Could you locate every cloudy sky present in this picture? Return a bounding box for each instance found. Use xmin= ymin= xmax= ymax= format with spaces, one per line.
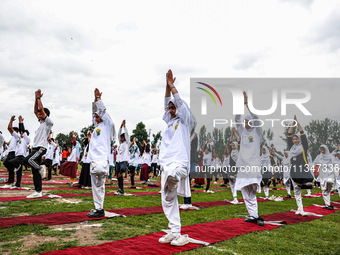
xmin=1 ymin=0 xmax=340 ymax=151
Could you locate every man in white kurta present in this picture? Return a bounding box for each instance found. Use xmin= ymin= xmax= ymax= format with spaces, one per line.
xmin=235 ymin=92 xmax=264 ymax=226
xmin=87 ymin=88 xmax=115 ymax=218
xmin=158 ymin=69 xmax=193 ymax=246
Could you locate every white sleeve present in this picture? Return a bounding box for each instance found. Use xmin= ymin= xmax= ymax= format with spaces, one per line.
xmin=276 ymin=153 xmax=284 ymax=161
xmin=162 ymin=97 xmax=172 ymax=124
xmin=235 ymin=115 xmax=243 ymax=135
xmin=45 ymin=116 xmax=54 ymax=128
xmin=172 ymin=93 xmax=190 ymax=126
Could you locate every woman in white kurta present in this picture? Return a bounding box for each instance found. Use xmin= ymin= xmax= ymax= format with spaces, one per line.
xmin=260 ymin=147 xmax=272 ymax=199
xmin=235 ymin=91 xmax=264 ymax=226
xmin=313 ymin=145 xmax=336 ymax=210
xmin=275 ymin=150 xmax=292 ymax=198
xmin=158 ymin=70 xmax=194 ymax=247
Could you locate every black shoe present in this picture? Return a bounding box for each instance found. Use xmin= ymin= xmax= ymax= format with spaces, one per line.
xmin=129 ymin=186 xmax=136 ymax=189
xmin=244 ymin=216 xmax=257 ymax=223
xmin=115 ymin=189 xmax=124 ymax=195
xmin=273 ymin=187 xmax=277 ymax=190
xmin=323 ymin=205 xmax=334 ymax=210
xmin=285 ymin=194 xmax=292 ymax=198
xmin=87 ymin=209 xmax=105 ymax=218
xmin=220 ymin=184 xmax=227 ymax=187
xmin=256 ymin=217 xmax=265 ymax=226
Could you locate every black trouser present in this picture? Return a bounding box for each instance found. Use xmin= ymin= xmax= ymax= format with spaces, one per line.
xmin=8 ymin=155 xmax=25 ymax=187
xmin=184 ymin=197 xmax=192 ymax=204
xmin=128 ymin=165 xmax=136 ymax=186
xmin=116 ymin=162 xmax=127 ymax=192
xmin=206 ymin=178 xmax=212 ymax=191
xmin=42 ymin=159 xmax=53 ymax=180
xmin=3 ymin=151 xmax=15 ymax=183
xmin=151 ymin=163 xmax=158 ymax=177
xmin=24 ymin=147 xmax=46 ymax=192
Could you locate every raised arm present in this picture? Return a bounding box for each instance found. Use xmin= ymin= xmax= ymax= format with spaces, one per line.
xmin=35 ymin=90 xmax=47 ymax=119
xmin=8 ymin=115 xmax=15 ymax=134
xmin=233 ymin=127 xmax=240 ymax=142
xmin=18 ymin=116 xmax=25 ymax=134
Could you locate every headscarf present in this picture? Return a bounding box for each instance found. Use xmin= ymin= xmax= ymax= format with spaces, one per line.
xmin=261 ymin=146 xmax=270 ymax=165
xmin=282 ymin=150 xmax=290 ymax=165
xmin=230 ymin=141 xmax=239 ymax=162
xmin=289 ymin=133 xmax=303 ymax=158
xmin=315 ymin=144 xmax=333 ymax=164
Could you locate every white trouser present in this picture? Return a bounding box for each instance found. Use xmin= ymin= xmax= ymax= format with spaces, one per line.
xmin=161 ymin=164 xmax=188 ymax=236
xmin=263 ymin=185 xmax=269 ymax=198
xmin=229 ymin=179 xmax=237 ymax=198
xmin=292 ymin=180 xmax=303 ymax=212
xmin=322 ymin=181 xmax=333 ymax=207
xmin=336 ymin=178 xmax=340 ymax=195
xmin=90 ymin=160 xmax=108 ymax=210
xmin=285 ymin=182 xmax=291 ymax=196
xmin=241 ymin=184 xmax=259 ymax=218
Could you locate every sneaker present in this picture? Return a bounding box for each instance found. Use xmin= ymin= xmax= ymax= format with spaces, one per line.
xmin=213 ymin=181 xmax=217 ymax=184
xmin=84 ymin=186 xmax=91 ymax=190
xmin=295 ymin=210 xmax=307 ymax=216
xmin=256 ymin=217 xmax=265 ymax=226
xmin=39 ymin=165 xmax=46 ymax=178
xmin=285 ymin=194 xmax=292 ymax=199
xmin=170 ymin=234 xmax=190 ymax=246
xmin=206 ymin=190 xmax=215 ymax=194
xmin=26 ymin=191 xmax=42 ymax=198
xmin=180 ymin=204 xmax=192 ymax=210
xmin=10 ymin=186 xmax=20 ymax=189
xmin=159 ymin=233 xmax=176 ymax=244
xmin=273 ymin=187 xmax=277 ymax=190
xmin=230 ymin=198 xmax=239 ymax=204
xmin=1 ymin=184 xmax=13 ymax=189
xmin=220 ymin=184 xmax=227 ymax=187
xmin=274 ymin=196 xmax=284 ymax=202
xmin=87 ymin=209 xmax=105 ymax=218
xmin=14 ymin=165 xmax=21 ymax=173
xmin=323 ymin=205 xmax=334 ymax=210
xmin=244 ymin=216 xmax=257 ymax=223
xmin=268 ymin=195 xmax=276 ymax=201
xmin=114 ymin=189 xmax=124 ymax=195
xmin=129 ymin=186 xmax=136 ymax=189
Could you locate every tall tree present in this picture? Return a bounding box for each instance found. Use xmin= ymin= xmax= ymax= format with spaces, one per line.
xmin=151 ymin=131 xmax=162 ymax=150
xmin=198 ymin=125 xmax=207 ymax=150
xmin=305 ymin=118 xmax=340 ymax=158
xmin=131 ymin=122 xmax=149 ymax=149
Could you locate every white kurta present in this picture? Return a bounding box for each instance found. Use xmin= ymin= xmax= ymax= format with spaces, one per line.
xmin=235 ymin=112 xmax=263 ymax=191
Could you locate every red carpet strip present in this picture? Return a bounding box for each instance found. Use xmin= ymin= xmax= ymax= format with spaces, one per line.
xmin=41 ymin=202 xmax=339 ymax=255
xmin=0 ymin=193 xmax=333 ymax=228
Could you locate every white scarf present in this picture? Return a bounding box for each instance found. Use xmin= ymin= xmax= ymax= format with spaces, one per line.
xmin=289 ymin=133 xmax=303 ymax=158
xmin=261 ymin=146 xmax=270 ymax=165
xmin=282 ymin=150 xmax=290 ymax=165
xmin=315 ymin=144 xmax=333 ymax=164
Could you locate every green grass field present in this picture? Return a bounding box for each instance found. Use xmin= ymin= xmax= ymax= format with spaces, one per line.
xmin=0 ymin=166 xmax=339 ymax=255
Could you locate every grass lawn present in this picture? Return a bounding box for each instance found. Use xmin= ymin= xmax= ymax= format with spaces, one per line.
xmin=0 ymin=166 xmax=339 ymax=255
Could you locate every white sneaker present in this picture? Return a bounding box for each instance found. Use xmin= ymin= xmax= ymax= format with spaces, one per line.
xmin=10 ymin=186 xmax=20 ymax=189
xmin=84 ymin=186 xmax=91 ymax=190
xmin=213 ymin=181 xmax=217 ymax=184
xmin=180 ymin=204 xmax=192 ymax=210
xmin=295 ymin=210 xmax=307 ymax=216
xmin=159 ymin=233 xmax=176 ymax=243
xmin=14 ymin=165 xmax=21 ymax=173
xmin=268 ymin=195 xmax=276 ymax=201
xmin=274 ymin=196 xmax=284 ymax=202
xmin=206 ymin=190 xmax=215 ymax=194
xmin=230 ymin=198 xmax=239 ymax=204
xmin=1 ymin=184 xmax=12 ymax=189
xmin=26 ymin=191 xmax=43 ymax=199
xmin=170 ymin=234 xmax=190 ymax=246
xmin=39 ymin=165 xmax=46 ymax=178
